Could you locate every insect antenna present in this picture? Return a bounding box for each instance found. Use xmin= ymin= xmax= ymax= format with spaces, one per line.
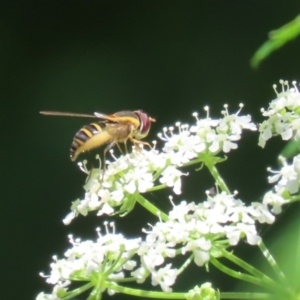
xmin=40 ymin=111 xmax=96 ymax=118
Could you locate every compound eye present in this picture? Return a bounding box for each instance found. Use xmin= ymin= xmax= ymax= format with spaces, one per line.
xmin=138 ymin=111 xmax=151 ymax=135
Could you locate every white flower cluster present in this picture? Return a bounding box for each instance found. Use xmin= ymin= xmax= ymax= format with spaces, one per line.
xmin=64 ymin=105 xmax=256 ymax=224
xmin=38 ymin=189 xmax=276 ymax=299
xmin=37 ymin=223 xmax=141 ymax=300
xmin=263 ymin=154 xmax=300 ymax=214
xmin=259 ymin=80 xmax=300 ymax=147
xmin=63 ymin=147 xmax=185 ymax=224
xmin=258 ymin=80 xmax=300 ymax=214
xmin=139 ymin=192 xmax=273 ymax=274
xmin=160 ymin=104 xmax=256 ymax=165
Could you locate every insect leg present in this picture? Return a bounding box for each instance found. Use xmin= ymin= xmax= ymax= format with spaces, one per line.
xmin=129 ymin=137 xmax=152 ymax=149
xmin=124 ymin=140 xmax=128 ymax=153
xmin=115 ymin=142 xmax=123 ymax=154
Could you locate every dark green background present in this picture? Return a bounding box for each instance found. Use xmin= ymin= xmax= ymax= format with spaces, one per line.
xmin=2 ymin=1 xmax=300 ymax=299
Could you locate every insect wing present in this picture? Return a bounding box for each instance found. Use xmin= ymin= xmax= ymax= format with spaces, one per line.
xmin=94 ymin=111 xmax=140 ymax=127
xmin=94 ymin=112 xmax=110 ymax=119
xmin=105 ymin=122 xmax=131 ymax=140
xmin=94 ymin=112 xmax=119 ymax=122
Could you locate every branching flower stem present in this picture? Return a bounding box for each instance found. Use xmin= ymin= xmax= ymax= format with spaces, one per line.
xmin=182 ymin=155 xmax=231 ymax=194
xmin=105 ymin=282 xmax=186 ymax=299
xmin=220 ymin=248 xmax=272 ymax=279
xmin=147 ymin=184 xmax=167 ymax=192
xmin=65 ymin=282 xmax=95 ymax=300
xmin=177 ymin=254 xmax=194 ymax=275
xmin=205 ymin=163 xmax=231 ymax=194
xmin=135 ymin=193 xmax=169 ymax=221
xmin=211 ymin=256 xmax=291 ymax=297
xmin=258 ymin=240 xmax=291 ymax=289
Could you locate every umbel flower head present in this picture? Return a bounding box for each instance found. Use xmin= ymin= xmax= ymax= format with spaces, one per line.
xmin=140 ymin=191 xmax=273 ymax=273
xmin=64 ymin=104 xmax=257 ymax=224
xmin=37 ymin=223 xmax=142 ymax=299
xmin=38 ymin=188 xmax=274 ymax=299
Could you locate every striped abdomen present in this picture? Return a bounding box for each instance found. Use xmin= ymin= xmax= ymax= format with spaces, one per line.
xmin=70 ymin=122 xmax=111 ymax=161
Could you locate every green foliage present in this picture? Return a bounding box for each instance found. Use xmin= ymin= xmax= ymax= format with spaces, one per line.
xmin=251 ymin=15 xmax=300 ymax=68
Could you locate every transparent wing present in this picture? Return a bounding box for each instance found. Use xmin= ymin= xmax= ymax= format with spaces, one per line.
xmin=94 ymin=112 xmax=120 ymax=122
xmin=105 ymin=123 xmax=130 ymax=139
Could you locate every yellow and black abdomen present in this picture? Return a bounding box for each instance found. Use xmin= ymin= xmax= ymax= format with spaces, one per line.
xmin=70 ymin=122 xmax=112 ymax=161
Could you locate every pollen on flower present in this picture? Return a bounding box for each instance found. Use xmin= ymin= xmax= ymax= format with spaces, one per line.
xmin=221 ymin=103 xmax=244 ymax=118
xmin=109 ymin=149 xmax=118 ymax=161
xmin=293 ymin=81 xmax=299 ymax=92
xmin=77 ymin=160 xmax=89 ymax=174
xmin=168 ymin=195 xmax=175 ymax=206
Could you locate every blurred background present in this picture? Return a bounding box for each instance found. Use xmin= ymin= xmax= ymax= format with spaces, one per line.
xmin=2 ymin=1 xmax=300 ymax=299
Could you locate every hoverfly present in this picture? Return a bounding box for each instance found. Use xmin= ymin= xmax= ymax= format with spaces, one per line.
xmin=40 ymin=110 xmax=156 ymax=162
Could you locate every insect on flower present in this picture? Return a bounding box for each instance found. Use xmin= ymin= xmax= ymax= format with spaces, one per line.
xmin=40 ymin=110 xmax=156 ymax=162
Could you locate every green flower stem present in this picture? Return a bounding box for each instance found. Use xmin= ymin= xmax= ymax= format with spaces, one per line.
xmin=219 ymin=292 xmax=272 ymax=299
xmin=115 ymin=276 xmax=142 ymax=283
xmin=221 ymin=249 xmax=273 ymax=281
xmin=177 ymin=254 xmax=194 ymax=275
xmin=104 ymin=245 xmax=125 ymax=275
xmin=258 ymin=240 xmax=291 ymax=289
xmin=296 ymin=219 xmax=300 ymax=289
xmin=105 ymin=282 xmax=185 ymax=299
xmin=135 ymin=193 xmax=169 ymax=221
xmin=113 ymin=250 xmax=137 ymax=274
xmin=105 ymin=283 xmax=273 ymax=299
xmin=87 ymin=286 xmax=102 ymax=300
xmin=90 ymin=271 xmax=106 ymax=300
xmin=153 ymin=164 xmax=170 ymax=181
xmin=147 ymin=184 xmax=167 ymax=192
xmin=64 ymin=282 xmax=94 ymax=300
xmin=182 ymin=157 xmax=204 ymax=167
xmin=181 ymin=154 xmax=231 ymax=193
xmin=289 ymin=195 xmax=300 ymax=203
xmin=205 ymin=163 xmax=231 ymax=194
xmin=211 ymin=257 xmax=289 ymax=297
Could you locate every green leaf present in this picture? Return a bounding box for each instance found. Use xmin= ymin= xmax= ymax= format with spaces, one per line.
xmin=251 ymin=15 xmax=300 ymax=68
xmin=280 ymin=139 xmax=300 ymax=160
